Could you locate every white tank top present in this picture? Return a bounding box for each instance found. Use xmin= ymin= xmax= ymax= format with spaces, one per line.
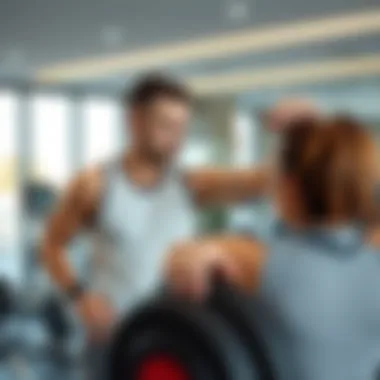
xmin=89 ymin=159 xmax=196 ymax=315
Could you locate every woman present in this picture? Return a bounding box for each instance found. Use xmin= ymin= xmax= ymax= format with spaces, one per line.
xmin=166 ymin=117 xmax=380 ymax=380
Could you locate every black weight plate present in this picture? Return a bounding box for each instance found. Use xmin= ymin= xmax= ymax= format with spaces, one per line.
xmin=109 ymin=298 xmax=255 ymax=380
xmin=110 ymin=327 xmax=213 ymax=380
xmin=209 ymin=283 xmax=276 ymax=380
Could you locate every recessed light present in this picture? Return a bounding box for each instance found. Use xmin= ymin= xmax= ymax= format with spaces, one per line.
xmin=101 ymin=26 xmax=124 ymax=48
xmin=2 ymin=48 xmax=25 ymax=67
xmin=0 ymin=48 xmax=27 ymax=73
xmin=226 ymin=1 xmax=250 ymax=23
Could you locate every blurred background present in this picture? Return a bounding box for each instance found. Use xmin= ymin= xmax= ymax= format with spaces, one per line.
xmin=0 ymin=0 xmax=380 ymax=378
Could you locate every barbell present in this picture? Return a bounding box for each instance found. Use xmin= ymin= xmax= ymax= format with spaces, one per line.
xmin=108 ymin=282 xmax=276 ymax=380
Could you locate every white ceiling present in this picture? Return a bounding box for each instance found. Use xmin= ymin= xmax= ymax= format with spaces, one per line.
xmin=0 ymin=0 xmax=379 ymax=91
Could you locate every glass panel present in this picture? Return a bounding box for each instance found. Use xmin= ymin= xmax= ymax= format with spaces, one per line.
xmin=82 ymin=98 xmax=122 ymax=166
xmin=30 ymin=94 xmax=72 ymax=189
xmin=0 ymin=91 xmax=20 ymax=280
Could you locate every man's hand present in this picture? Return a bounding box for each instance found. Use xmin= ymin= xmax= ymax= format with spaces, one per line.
xmin=263 ymin=97 xmax=319 ymax=132
xmin=75 ymin=293 xmax=115 ymax=342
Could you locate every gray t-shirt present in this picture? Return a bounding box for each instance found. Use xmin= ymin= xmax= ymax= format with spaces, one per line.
xmin=250 ymin=221 xmax=380 ymax=380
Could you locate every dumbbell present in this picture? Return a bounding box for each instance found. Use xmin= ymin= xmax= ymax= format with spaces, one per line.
xmin=108 ymin=282 xmax=276 ymax=380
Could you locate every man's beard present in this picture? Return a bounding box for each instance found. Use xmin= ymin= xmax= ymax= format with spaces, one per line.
xmin=143 ymin=146 xmax=174 ymax=167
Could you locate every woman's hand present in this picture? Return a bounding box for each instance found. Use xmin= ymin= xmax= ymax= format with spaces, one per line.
xmin=165 ymin=239 xmax=239 ymax=301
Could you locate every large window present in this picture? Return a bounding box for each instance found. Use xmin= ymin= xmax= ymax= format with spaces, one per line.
xmin=0 ymin=91 xmax=20 ymax=280
xmin=0 ymin=92 xmax=124 ymax=282
xmin=180 ymin=117 xmax=215 ymax=168
xmin=30 ymin=94 xmax=72 ymax=189
xmin=82 ymin=98 xmax=122 ymax=166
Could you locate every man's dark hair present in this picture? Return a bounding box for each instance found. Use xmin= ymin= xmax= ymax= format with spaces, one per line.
xmin=124 ymin=73 xmax=191 ymax=107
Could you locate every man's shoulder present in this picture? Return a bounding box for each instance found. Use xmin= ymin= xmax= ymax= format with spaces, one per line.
xmin=67 ymin=165 xmax=104 ymax=208
xmin=73 ymin=165 xmax=102 ymax=188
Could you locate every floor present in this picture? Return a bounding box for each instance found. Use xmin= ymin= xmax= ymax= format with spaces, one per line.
xmin=0 ymin=315 xmax=85 ymax=380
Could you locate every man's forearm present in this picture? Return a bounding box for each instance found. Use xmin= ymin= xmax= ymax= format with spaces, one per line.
xmin=40 ymin=168 xmax=100 ymax=298
xmin=188 ymin=166 xmax=272 ymax=206
xmin=41 ymin=242 xmax=78 ymax=294
xmin=226 ymin=168 xmax=271 ymax=201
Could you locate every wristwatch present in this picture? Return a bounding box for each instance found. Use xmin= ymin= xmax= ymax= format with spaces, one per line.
xmin=66 ymin=282 xmax=86 ymax=302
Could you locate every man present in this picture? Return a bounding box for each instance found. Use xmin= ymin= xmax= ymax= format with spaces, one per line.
xmin=41 ymin=74 xmax=269 ymax=352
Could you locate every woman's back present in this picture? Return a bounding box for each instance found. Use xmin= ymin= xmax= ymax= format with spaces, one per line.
xmin=253 ymin=223 xmax=380 ymax=380
xmin=167 ymin=116 xmax=380 ymax=379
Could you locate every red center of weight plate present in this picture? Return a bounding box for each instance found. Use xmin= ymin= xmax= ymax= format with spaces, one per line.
xmin=137 ymin=354 xmax=190 ymax=380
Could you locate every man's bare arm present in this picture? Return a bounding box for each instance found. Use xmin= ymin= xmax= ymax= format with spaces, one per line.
xmin=186 ymin=167 xmax=271 ymax=206
xmin=41 ymin=167 xmax=102 ymax=292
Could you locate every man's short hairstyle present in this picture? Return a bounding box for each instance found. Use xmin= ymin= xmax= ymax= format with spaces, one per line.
xmin=124 ymin=73 xmax=191 ymax=108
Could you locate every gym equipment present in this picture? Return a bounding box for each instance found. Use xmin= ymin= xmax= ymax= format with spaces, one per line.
xmin=0 ymin=278 xmax=15 ymax=319
xmin=24 ymin=181 xmax=57 ymax=218
xmin=0 ymin=278 xmax=17 ymax=360
xmin=0 ymin=180 xmax=78 ymax=375
xmin=108 ymin=282 xmax=276 ymax=380
xmin=40 ymin=295 xmax=73 ymax=345
xmin=22 ymin=180 xmax=75 ymax=346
